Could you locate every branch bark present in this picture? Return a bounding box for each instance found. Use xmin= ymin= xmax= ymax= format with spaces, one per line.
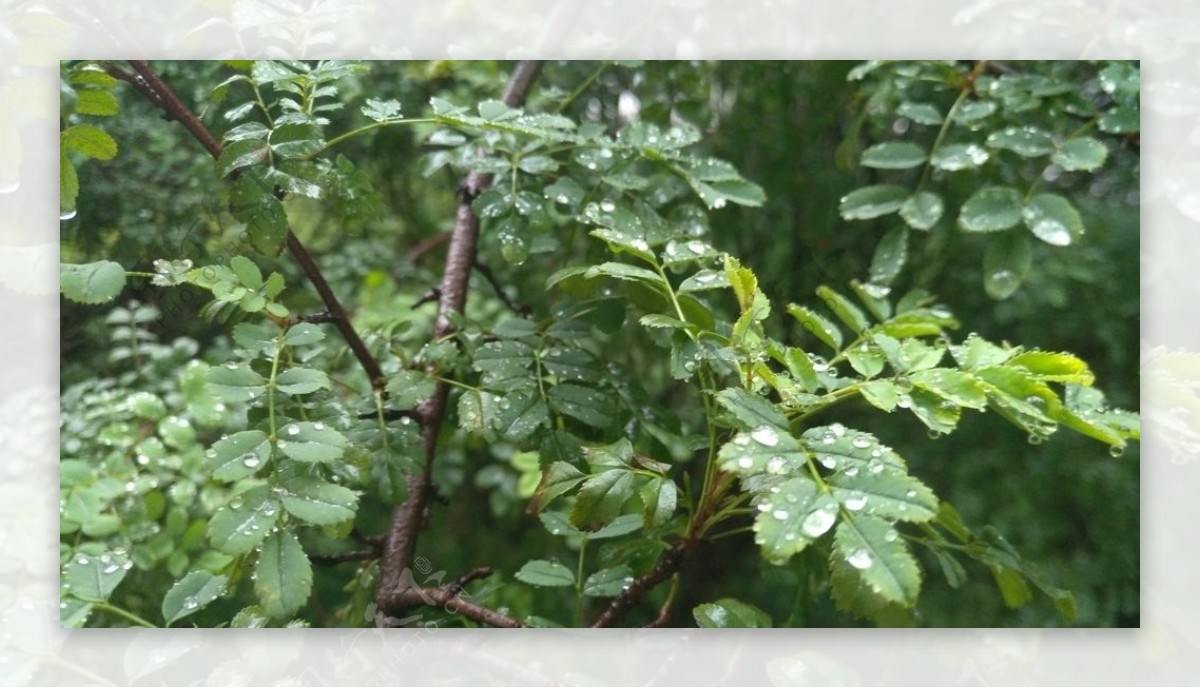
xmin=374 ymin=60 xmax=544 ymax=627
xmin=109 ymin=60 xmax=387 ymax=392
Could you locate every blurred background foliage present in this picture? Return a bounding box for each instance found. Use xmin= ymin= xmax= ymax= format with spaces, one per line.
xmin=61 ymin=60 xmax=1138 ymax=627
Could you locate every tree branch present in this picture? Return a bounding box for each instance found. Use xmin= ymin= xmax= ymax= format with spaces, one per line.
xmin=375 ymin=60 xmax=544 ymax=626
xmin=592 ymin=543 xmax=689 ymax=628
xmin=114 ymin=61 xmax=387 ymax=392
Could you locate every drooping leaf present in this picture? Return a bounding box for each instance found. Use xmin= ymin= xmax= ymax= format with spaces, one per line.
xmin=986 ymin=126 xmax=1055 ymax=157
xmin=1051 ymin=137 xmax=1108 ymax=171
xmin=982 ymin=231 xmax=1032 ymax=299
xmin=254 ymin=530 xmax=313 ymax=618
xmin=801 ymin=424 xmax=906 ymax=474
xmin=930 ymin=143 xmax=989 ymax=171
xmin=959 ymin=186 xmax=1023 ymax=232
xmin=207 ymin=364 xmax=268 ymax=402
xmin=209 ymin=429 xmax=271 ymax=481
xmin=62 ymin=124 xmax=118 ymax=160
xmin=60 ymin=261 xmax=126 ymax=304
xmin=860 ymin=141 xmax=926 ymax=169
xmin=62 ymin=549 xmax=132 ymax=602
xmin=834 ymin=514 xmax=922 ymax=607
xmin=583 ymin=566 xmax=634 ymax=597
xmin=828 ymin=467 xmax=939 ymax=522
xmin=718 ymin=426 xmax=807 ymax=477
xmin=207 ymin=487 xmax=278 ymax=555
xmin=713 ymin=388 xmax=789 ymax=431
xmin=786 ymin=304 xmax=842 ymax=351
xmin=839 ymin=185 xmax=909 ymax=220
xmin=571 ymin=469 xmax=639 ymax=530
xmin=1023 ymin=193 xmax=1084 ymax=247
xmin=275 ymin=368 xmax=330 ymax=395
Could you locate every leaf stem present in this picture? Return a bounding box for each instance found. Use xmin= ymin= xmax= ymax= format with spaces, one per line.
xmin=304 ymin=118 xmax=437 ymax=159
xmin=91 ymin=601 xmax=158 ymax=628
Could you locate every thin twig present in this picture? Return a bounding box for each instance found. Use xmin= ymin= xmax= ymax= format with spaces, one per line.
xmin=116 ymin=61 xmax=387 ymax=392
xmin=375 ymin=61 xmax=544 ymax=627
xmin=474 ymin=260 xmax=529 ymax=315
xmin=310 ymin=550 xmax=377 ymax=564
xmin=592 ymin=543 xmax=688 ymax=628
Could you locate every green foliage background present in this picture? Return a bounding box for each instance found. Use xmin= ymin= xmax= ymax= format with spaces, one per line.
xmin=60 ymin=60 xmax=1139 ymax=628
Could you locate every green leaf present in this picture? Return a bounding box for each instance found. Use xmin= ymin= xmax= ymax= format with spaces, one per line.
xmin=688 ymin=177 xmax=766 ymax=209
xmin=906 ymin=388 xmax=962 ymax=434
xmin=478 ymin=99 xmax=516 ymax=121
xmin=718 ymin=426 xmax=807 ymax=477
xmin=817 ymin=285 xmax=870 ymax=334
xmin=950 ymin=334 xmax=1016 ymax=370
xmin=61 ymin=151 xmax=79 ymax=216
xmin=60 ymin=598 xmax=93 ymax=628
xmin=230 ymin=172 xmax=288 ymax=255
xmin=959 ymin=186 xmax=1023 ymax=232
xmin=571 ymin=469 xmax=638 ymax=530
xmin=860 ymin=380 xmax=899 ymax=411
xmin=929 ymin=143 xmax=989 ymax=171
xmin=640 ymin=478 xmax=677 ymax=527
xmin=542 ymin=346 xmax=602 ymax=383
xmin=385 ymin=370 xmax=437 ymax=409
xmin=583 ymin=566 xmax=634 ymax=597
xmin=217 ymin=139 xmax=269 ymax=176
xmin=679 ymin=269 xmax=730 ymax=292
xmin=62 ymin=549 xmax=132 ymax=601
xmin=492 ymin=390 xmax=549 ymax=441
xmin=1099 ymin=104 xmax=1138 ymax=134
xmin=275 ymin=368 xmax=330 ymax=395
xmin=276 ymin=422 xmax=349 ymax=462
xmin=207 ymin=364 xmax=268 ymax=402
xmin=585 ymin=262 xmax=666 ymax=288
xmin=846 ymin=341 xmax=887 ymax=378
xmin=548 ymin=383 xmax=617 ymax=429
xmin=908 ymin=368 xmax=988 ymax=409
xmin=209 ymin=430 xmax=271 ymax=481
xmin=458 ymin=389 xmax=501 ymax=436
xmin=986 ymin=126 xmax=1055 ymax=157
xmin=586 ymin=513 xmax=644 ymax=540
xmin=828 ymin=467 xmax=939 ymax=522
xmin=229 ymin=255 xmax=263 ymax=290
xmin=270 ymin=122 xmax=324 ymax=158
xmin=1009 ymin=351 xmax=1095 ymax=385
xmin=1052 ymin=137 xmax=1108 ymax=171
xmin=62 ymin=124 xmax=118 ymax=160
xmin=162 ymin=571 xmax=228 ymax=625
xmin=714 ymin=388 xmax=789 ymax=431
xmin=515 ymin=560 xmax=575 ymax=587
xmin=899 ymin=192 xmax=944 ymax=231
xmin=753 ymin=476 xmax=839 ymax=564
xmin=207 ymin=487 xmax=278 ymax=555
xmin=952 ymin=100 xmax=997 ymax=123
xmin=255 ymin=530 xmax=313 ymax=618
xmin=362 ymin=97 xmax=402 ymax=122
xmin=802 ymin=424 xmax=906 ymax=474
xmin=693 ymin=598 xmax=773 ymax=628
xmin=76 ymin=89 xmax=118 ymax=116
xmin=1023 ymin=193 xmax=1083 ymax=247
xmin=60 ymin=261 xmax=126 ymax=304
xmin=284 ymin=323 xmax=324 ymax=346
xmin=896 ymin=102 xmax=943 ymax=125
xmin=989 ymin=564 xmax=1033 ymax=609
xmin=839 ymin=185 xmax=909 ymax=220
xmin=860 ymin=142 xmax=926 ymax=169
xmin=279 ymin=477 xmax=358 ymax=525
xmin=787 ymin=303 xmax=842 ymax=351
xmin=834 ymin=514 xmax=921 ymax=606
xmin=982 ymin=231 xmax=1032 ymax=299
xmin=532 ymin=462 xmax=587 ymax=512
xmin=473 ymin=340 xmax=535 ymax=390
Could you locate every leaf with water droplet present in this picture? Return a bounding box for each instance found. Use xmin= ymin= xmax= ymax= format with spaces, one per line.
xmin=982 ymin=230 xmax=1032 ymax=299
xmin=839 ymin=185 xmax=909 ymax=220
xmin=492 ymin=390 xmax=549 ymax=442
xmin=162 ymin=570 xmax=228 ymax=624
xmin=801 ymin=425 xmax=907 ymax=472
xmin=829 ymin=466 xmax=938 ymax=522
xmin=60 ymin=260 xmax=127 ymax=305
xmin=582 ymin=565 xmax=635 ymax=597
xmin=1051 ymin=136 xmax=1108 ymax=172
xmin=869 ymin=227 xmax=910 ymax=288
xmin=860 ymin=141 xmax=927 ymax=169
xmin=930 ymin=143 xmax=989 ymax=171
xmin=908 ymin=368 xmax=988 ymax=409
xmin=278 ymin=477 xmax=358 ymax=525
xmin=209 ymin=430 xmax=271 ymax=481
xmin=1024 ymin=193 xmax=1083 ymax=247
xmin=718 ymin=427 xmax=806 ymax=477
xmin=275 ymin=422 xmax=348 ymax=463
xmin=693 ymin=598 xmax=773 ymax=628
xmin=897 ymin=101 xmax=943 ymax=125
xmin=62 ymin=548 xmax=132 ymax=602
xmin=255 ymin=530 xmax=312 ymax=619
xmin=714 ymin=388 xmax=789 ymax=432
xmin=753 ymin=476 xmax=839 ymax=564
xmin=786 ymin=303 xmax=842 ymax=351
xmin=516 ymin=559 xmax=575 ymax=587
xmin=959 ymin=186 xmax=1023 ymax=232
xmin=570 ymin=469 xmax=639 ymax=531
xmin=208 ymin=487 xmax=279 ymax=555
xmin=547 ymin=383 xmax=617 ymax=429
xmin=986 ymin=126 xmax=1055 ymax=157
xmin=834 ymin=514 xmax=921 ymax=606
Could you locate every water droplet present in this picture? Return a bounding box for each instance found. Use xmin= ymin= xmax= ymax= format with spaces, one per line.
xmin=600 ymin=199 xmax=615 ymax=212
xmin=821 ymin=433 xmax=836 ymax=445
xmin=276 ymin=440 xmax=288 ymax=449
xmin=843 ymin=466 xmax=859 ymax=477
xmin=847 ymin=549 xmax=873 ymax=569
xmin=599 ymin=148 xmax=613 ymax=158
xmin=772 ymin=509 xmax=790 ymax=521
xmin=76 ymin=556 xmax=90 ymax=565
xmin=844 ymin=494 xmax=868 ymax=511
xmin=285 ymin=424 xmax=300 ymax=436
xmin=1109 ymin=444 xmax=1125 ymax=458
xmin=819 ymin=454 xmax=837 ymax=470
xmin=60 ymin=209 xmax=78 ymax=220
xmin=756 ymin=502 xmax=770 ymax=513
xmin=686 ymin=240 xmax=706 ymax=254
xmin=1027 ymin=433 xmax=1044 ymax=445
xmin=927 ymin=429 xmax=943 ymax=440
xmin=884 ymin=529 xmax=899 ymax=542
xmin=801 ymin=508 xmax=836 ymax=537
xmin=103 ymin=564 xmax=120 ymax=574
xmin=737 ymin=457 xmax=754 ymax=469
xmin=243 ymin=454 xmax=260 ymax=468
xmin=765 ymin=455 xmax=788 ymax=474
xmin=896 ymin=394 xmax=912 ymax=409
xmin=711 ymin=197 xmax=727 ymax=209
xmin=904 ymin=489 xmax=917 ymax=498
xmin=229 ymin=498 xmax=244 ymax=510
xmin=313 ymin=422 xmax=325 ymax=430
xmin=751 ymin=426 xmax=780 ymax=447
xmin=830 ymin=423 xmax=847 ymax=437
xmin=851 ymin=436 xmax=872 ymax=449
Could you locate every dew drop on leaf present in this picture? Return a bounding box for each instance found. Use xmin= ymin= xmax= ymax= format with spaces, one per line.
xmin=751 ymin=426 xmax=780 ymax=447
xmin=848 ymin=548 xmax=873 ymax=569
xmin=801 ymin=508 xmax=835 ymax=537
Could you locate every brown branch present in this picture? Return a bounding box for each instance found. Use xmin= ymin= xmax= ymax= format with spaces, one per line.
xmin=404 ymin=231 xmax=451 ymax=263
xmin=592 ymin=543 xmax=689 ymax=628
xmin=474 ymin=260 xmax=529 ymax=315
xmin=375 ymin=60 xmax=544 ymax=627
xmin=310 ymin=550 xmax=377 ymax=564
xmin=115 ymin=61 xmax=387 ymax=392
